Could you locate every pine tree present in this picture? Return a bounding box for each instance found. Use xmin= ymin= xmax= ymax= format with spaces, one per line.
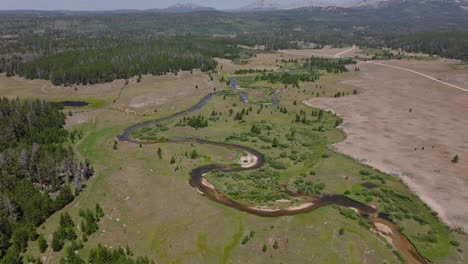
xmin=272 ymin=138 xmax=278 ymax=148
xmin=190 ymin=150 xmax=199 ymax=159
xmin=38 ymin=235 xmax=48 ymax=253
xmin=250 ymin=124 xmax=261 ymax=134
xmin=95 ymin=203 xmax=104 ymax=220
xmin=157 ymin=147 xmax=162 ymax=159
xmin=61 ymin=243 xmax=85 ymax=264
xmin=51 ymin=232 xmax=63 ymax=252
xmin=273 ymin=241 xmax=279 ymax=249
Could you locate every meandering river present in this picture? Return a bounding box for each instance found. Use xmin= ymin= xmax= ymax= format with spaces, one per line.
xmin=118 ymin=92 xmax=427 ymax=264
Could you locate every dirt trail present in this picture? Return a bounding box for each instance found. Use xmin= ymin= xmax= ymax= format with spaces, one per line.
xmin=278 ymin=46 xmax=357 ymax=58
xmin=334 ymin=45 xmax=356 ymax=58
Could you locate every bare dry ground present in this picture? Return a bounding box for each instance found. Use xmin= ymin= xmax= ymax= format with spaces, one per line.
xmin=115 ymin=70 xmax=219 ymax=114
xmin=0 ymin=74 xmax=121 ymax=101
xmin=279 ymin=46 xmax=360 ymax=58
xmin=305 ymin=59 xmax=468 ymax=231
xmin=216 ymin=46 xmax=361 ymax=74
xmin=214 ymin=57 xmax=279 ymax=73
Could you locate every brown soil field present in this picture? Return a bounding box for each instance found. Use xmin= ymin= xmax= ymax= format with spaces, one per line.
xmin=305 ymin=58 xmax=468 ymax=231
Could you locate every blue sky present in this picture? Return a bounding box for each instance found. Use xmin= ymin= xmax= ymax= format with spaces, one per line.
xmin=0 ymin=0 xmax=310 ymax=11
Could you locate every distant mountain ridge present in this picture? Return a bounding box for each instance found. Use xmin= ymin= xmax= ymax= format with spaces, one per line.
xmin=0 ymin=0 xmax=466 ymax=14
xmin=235 ymin=0 xmax=468 ymax=10
xmin=232 ymin=0 xmax=283 ymax=11
xmin=0 ymin=2 xmax=217 ymax=15
xmin=160 ymin=3 xmax=216 ymax=13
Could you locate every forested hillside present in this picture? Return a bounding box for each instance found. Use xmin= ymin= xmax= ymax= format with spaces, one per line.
xmin=0 ymin=37 xmax=248 ymax=86
xmin=384 ymin=32 xmax=468 ymax=61
xmin=0 ymin=98 xmax=93 ymax=263
xmin=0 ymin=1 xmax=467 ymax=85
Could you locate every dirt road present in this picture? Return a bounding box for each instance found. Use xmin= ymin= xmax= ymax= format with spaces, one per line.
xmin=363 ymin=61 xmax=468 ymax=93
xmin=334 ymin=45 xmax=356 ymax=58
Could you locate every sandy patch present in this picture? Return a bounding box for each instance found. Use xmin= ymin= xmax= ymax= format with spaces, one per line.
xmin=304 ymin=59 xmax=468 ymax=231
xmin=239 ymin=153 xmax=258 ymax=168
xmin=374 ymin=222 xmax=393 ymax=235
xmin=249 ymin=206 xmax=279 ymax=212
xmin=287 ymin=202 xmax=314 ymax=210
xmin=65 ymin=113 xmax=87 ymax=127
xmin=201 ymin=178 xmax=215 ymax=189
xmin=374 ymin=222 xmax=394 ymax=244
xmin=129 ymin=97 xmax=168 ymax=109
xmin=64 ymin=110 xmax=99 ymax=129
xmin=248 ymin=202 xmax=314 ymax=213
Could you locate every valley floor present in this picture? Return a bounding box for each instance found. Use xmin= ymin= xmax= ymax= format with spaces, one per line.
xmin=1 ymin=47 xmax=466 ymax=264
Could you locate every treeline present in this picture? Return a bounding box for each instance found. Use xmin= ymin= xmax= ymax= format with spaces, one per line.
xmin=259 ymin=72 xmax=318 ymax=87
xmin=304 ymin=57 xmax=355 ymax=73
xmin=383 ymin=32 xmax=468 ymax=62
xmin=88 ymin=244 xmax=154 ymax=264
xmin=0 ymin=37 xmax=249 ymax=86
xmin=234 ymin=31 xmax=468 ymax=62
xmin=234 ymin=69 xmax=271 ymax=75
xmin=1 ymin=4 xmax=467 ymax=86
xmin=257 ymin=57 xmax=355 ymax=87
xmin=0 ymin=98 xmax=93 ymax=263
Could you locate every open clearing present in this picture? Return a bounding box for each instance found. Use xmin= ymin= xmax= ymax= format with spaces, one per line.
xmin=279 ymin=46 xmax=360 ymax=58
xmin=0 ymin=74 xmax=121 ymax=103
xmin=305 ymin=58 xmax=468 ymax=231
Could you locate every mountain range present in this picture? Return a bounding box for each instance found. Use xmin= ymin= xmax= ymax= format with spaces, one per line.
xmin=0 ymin=0 xmax=467 ymax=14
xmin=0 ymin=3 xmax=216 ymax=15
xmin=234 ymin=0 xmax=468 ymax=11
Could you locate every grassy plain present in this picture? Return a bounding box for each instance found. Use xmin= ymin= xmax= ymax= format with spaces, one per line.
xmin=133 ymin=57 xmax=464 ymax=261
xmin=1 ymin=47 xmax=464 ymax=263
